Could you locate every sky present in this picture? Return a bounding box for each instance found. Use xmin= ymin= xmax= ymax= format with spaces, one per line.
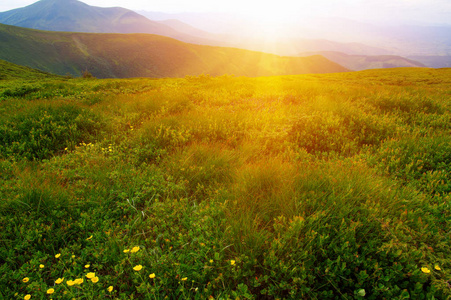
xmin=1 ymin=0 xmax=450 ymax=25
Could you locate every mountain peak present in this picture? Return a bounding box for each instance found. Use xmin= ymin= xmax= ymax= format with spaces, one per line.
xmin=0 ymin=0 xmax=185 ymax=38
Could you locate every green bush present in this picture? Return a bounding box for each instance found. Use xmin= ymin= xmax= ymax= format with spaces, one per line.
xmin=0 ymin=103 xmax=104 ymax=160
xmin=371 ymin=134 xmax=451 ymax=195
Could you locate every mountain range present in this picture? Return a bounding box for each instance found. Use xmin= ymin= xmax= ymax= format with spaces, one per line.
xmin=0 ymin=23 xmax=348 ymax=78
xmin=0 ymin=0 xmax=447 ymax=73
xmin=0 ymin=0 xmax=211 ymax=45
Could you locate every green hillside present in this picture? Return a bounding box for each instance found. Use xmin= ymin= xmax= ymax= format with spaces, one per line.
xmin=0 ymin=23 xmax=348 ymax=78
xmin=1 ymin=67 xmax=450 ymax=299
xmin=0 ymin=58 xmax=59 ymax=79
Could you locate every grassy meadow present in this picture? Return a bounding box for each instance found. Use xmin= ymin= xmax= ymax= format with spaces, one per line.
xmin=1 ymin=67 xmax=451 ymax=299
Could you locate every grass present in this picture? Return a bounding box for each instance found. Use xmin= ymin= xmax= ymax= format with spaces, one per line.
xmin=0 ymin=67 xmax=450 ymax=299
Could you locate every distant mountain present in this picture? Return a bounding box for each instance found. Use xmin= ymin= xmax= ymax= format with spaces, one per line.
xmin=0 ymin=58 xmax=59 ymax=80
xmin=138 ymin=11 xmax=451 ymax=61
xmin=156 ymin=19 xmax=216 ymax=40
xmin=299 ymin=51 xmax=426 ymax=71
xmin=139 ymin=11 xmax=396 ymax=57
xmin=0 ymin=0 xmax=209 ymax=44
xmin=0 ymin=24 xmax=348 ymax=78
xmin=407 ymin=56 xmax=451 ymax=68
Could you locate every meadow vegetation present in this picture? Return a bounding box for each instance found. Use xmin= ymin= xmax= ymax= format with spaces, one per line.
xmin=0 ymin=67 xmax=450 ymax=299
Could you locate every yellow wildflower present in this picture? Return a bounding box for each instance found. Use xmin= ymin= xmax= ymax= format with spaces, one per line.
xmin=55 ymin=253 xmax=61 ymax=258
xmin=133 ymin=265 xmax=143 ymax=271
xmin=149 ymin=273 xmax=156 ymax=279
xmin=85 ymin=264 xmax=90 ymax=269
xmin=55 ymin=278 xmax=64 ymax=284
xmin=67 ymin=280 xmax=75 ymax=286
xmin=47 ymin=288 xmax=54 ymax=294
xmin=39 ymin=264 xmax=44 ymax=269
xmin=131 ymin=246 xmax=140 ymax=253
xmin=24 ymin=295 xmax=31 ymax=300
xmin=421 ymin=267 xmax=431 ymax=274
xmin=91 ymin=276 xmax=99 ymax=283
xmin=435 ymin=265 xmax=441 ymax=271
xmin=107 ymin=286 xmax=114 ymax=293
xmin=209 ymin=260 xmax=213 ymax=263
xmin=181 ymin=277 xmax=187 ymax=281
xmin=123 ymin=249 xmax=130 ymax=253
xmin=71 ymin=255 xmax=75 ymax=259
xmin=74 ymin=278 xmax=84 ymax=285
xmin=86 ymin=272 xmax=96 ymax=279
xmin=22 ymin=277 xmax=30 ymax=283
xmin=230 ymin=260 xmax=236 ymax=265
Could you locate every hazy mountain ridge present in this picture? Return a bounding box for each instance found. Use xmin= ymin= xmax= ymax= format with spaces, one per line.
xmin=0 ymin=23 xmax=348 ymax=78
xmin=407 ymin=56 xmax=451 ymax=69
xmin=139 ymin=10 xmax=451 ymax=64
xmin=299 ymin=51 xmax=426 ymax=71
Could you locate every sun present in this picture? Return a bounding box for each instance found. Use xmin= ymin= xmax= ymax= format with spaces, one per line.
xmin=237 ymin=4 xmax=301 ymax=40
xmin=248 ymin=5 xmax=291 ymax=26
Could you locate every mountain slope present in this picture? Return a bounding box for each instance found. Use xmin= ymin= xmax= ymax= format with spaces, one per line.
xmin=299 ymin=51 xmax=426 ymax=71
xmin=0 ymin=58 xmax=59 ymax=80
xmin=0 ymin=24 xmax=348 ymax=78
xmin=0 ymin=0 xmax=208 ymax=44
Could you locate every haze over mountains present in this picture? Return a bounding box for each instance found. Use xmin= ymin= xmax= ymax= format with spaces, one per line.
xmin=139 ymin=11 xmax=451 ymax=68
xmin=0 ymin=0 xmax=449 ymax=75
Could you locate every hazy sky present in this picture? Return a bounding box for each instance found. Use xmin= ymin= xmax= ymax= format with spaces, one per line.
xmin=1 ymin=0 xmax=450 ymax=25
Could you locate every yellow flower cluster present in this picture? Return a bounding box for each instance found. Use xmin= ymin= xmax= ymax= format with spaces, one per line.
xmin=85 ymin=272 xmax=99 ymax=282
xmin=67 ymin=278 xmax=84 ymax=286
xmin=421 ymin=265 xmax=443 ymax=274
xmin=124 ymin=246 xmax=140 ymax=253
